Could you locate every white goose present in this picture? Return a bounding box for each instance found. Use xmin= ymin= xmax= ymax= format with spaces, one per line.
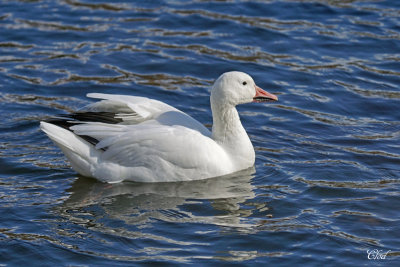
xmin=40 ymin=71 xmax=278 ymax=183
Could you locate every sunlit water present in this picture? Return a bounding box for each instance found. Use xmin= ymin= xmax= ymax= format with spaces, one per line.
xmin=1 ymin=0 xmax=399 ymax=266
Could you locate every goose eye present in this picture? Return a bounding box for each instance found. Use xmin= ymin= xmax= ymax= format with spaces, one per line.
xmin=242 ymin=81 xmax=247 ymax=86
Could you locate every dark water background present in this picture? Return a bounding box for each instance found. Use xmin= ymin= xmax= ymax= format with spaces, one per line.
xmin=1 ymin=0 xmax=400 ymax=266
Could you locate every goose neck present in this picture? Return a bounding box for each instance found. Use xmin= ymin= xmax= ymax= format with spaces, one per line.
xmin=211 ymin=102 xmax=245 ymax=144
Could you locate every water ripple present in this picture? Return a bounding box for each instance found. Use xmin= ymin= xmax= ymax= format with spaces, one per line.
xmin=1 ymin=0 xmax=399 ymax=265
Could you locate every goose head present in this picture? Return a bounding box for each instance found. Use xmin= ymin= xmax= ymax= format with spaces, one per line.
xmin=211 ymin=71 xmax=278 ymax=107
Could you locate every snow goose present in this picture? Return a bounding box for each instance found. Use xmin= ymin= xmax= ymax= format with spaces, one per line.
xmin=40 ymin=71 xmax=278 ymax=183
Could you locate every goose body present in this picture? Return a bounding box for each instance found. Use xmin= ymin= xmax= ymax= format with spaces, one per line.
xmin=40 ymin=71 xmax=278 ymax=183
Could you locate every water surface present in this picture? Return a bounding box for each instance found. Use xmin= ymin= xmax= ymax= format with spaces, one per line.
xmin=1 ymin=0 xmax=399 ymax=266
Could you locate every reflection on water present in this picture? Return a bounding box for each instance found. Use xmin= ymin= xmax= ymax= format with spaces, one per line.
xmin=44 ymin=169 xmax=274 ymax=262
xmin=59 ymin=168 xmax=256 ymax=228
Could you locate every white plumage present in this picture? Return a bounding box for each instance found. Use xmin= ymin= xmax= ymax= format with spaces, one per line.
xmin=41 ymin=71 xmax=278 ymax=183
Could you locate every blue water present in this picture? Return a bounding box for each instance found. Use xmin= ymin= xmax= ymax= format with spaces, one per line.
xmin=1 ymin=0 xmax=399 ymax=266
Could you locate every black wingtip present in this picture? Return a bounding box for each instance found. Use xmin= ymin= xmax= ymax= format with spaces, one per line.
xmin=43 ymin=111 xmax=123 ymax=151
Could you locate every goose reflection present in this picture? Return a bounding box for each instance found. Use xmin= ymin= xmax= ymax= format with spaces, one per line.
xmin=58 ymin=167 xmax=258 ymax=228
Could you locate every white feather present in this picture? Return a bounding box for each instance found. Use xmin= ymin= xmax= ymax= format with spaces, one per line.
xmin=40 ymin=71 xmax=278 ymax=183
